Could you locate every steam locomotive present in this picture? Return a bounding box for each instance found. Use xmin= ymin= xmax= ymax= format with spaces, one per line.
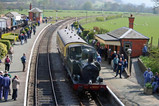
xmin=57 ymin=28 xmax=106 ymax=92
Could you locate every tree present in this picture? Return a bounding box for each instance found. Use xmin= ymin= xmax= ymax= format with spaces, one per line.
xmin=0 ymin=2 xmax=4 ymax=14
xmin=82 ymin=1 xmax=92 ymax=10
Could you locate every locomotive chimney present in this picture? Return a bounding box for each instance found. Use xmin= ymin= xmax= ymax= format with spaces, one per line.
xmin=30 ymin=3 xmax=32 ymax=10
xmin=88 ymin=52 xmax=93 ymax=63
xmin=128 ymin=14 xmax=135 ymax=29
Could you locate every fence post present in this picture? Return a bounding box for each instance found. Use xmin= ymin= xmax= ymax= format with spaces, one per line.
xmin=158 ymin=38 xmax=159 ymax=49
xmin=150 ymin=37 xmax=153 ymax=50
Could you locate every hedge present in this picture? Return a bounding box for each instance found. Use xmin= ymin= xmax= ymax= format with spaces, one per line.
xmin=140 ymin=48 xmax=159 ymax=73
xmin=2 ymin=33 xmax=18 ymax=38
xmin=0 ymin=39 xmax=11 ymax=50
xmin=25 ymin=27 xmax=29 ymax=32
xmin=106 ymin=14 xmax=122 ymax=20
xmin=73 ymin=22 xmax=79 ymax=29
xmin=0 ymin=42 xmax=7 ymax=59
xmin=2 ymin=35 xmax=18 ymax=42
xmin=82 ymin=29 xmax=90 ymax=37
xmin=96 ymin=17 xmax=105 ymax=21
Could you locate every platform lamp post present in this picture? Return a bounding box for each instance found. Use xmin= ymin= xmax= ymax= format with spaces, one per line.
xmin=56 ymin=10 xmax=58 ymax=22
xmin=127 ymin=48 xmax=132 ymax=76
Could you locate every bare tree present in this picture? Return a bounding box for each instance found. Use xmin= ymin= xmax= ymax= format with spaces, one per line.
xmin=0 ymin=2 xmax=4 ymax=14
xmin=152 ymin=0 xmax=159 ymax=13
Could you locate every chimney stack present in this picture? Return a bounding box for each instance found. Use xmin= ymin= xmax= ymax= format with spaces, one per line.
xmin=128 ymin=14 xmax=135 ymax=29
xmin=30 ymin=3 xmax=32 ymax=10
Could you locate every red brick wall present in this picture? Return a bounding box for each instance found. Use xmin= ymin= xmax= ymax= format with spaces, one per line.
xmin=121 ymin=39 xmax=148 ymax=57
xmin=29 ymin=12 xmax=33 ymax=21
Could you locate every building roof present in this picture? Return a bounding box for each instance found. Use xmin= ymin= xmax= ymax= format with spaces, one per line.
xmin=95 ymin=34 xmax=118 ymax=41
xmin=29 ymin=8 xmax=43 ymax=13
xmin=108 ymin=27 xmax=149 ymax=39
xmin=0 ymin=18 xmax=6 ymax=22
xmin=57 ymin=29 xmax=87 ymax=46
xmin=1 ymin=16 xmax=9 ymax=20
xmin=6 ymin=12 xmax=21 ymax=17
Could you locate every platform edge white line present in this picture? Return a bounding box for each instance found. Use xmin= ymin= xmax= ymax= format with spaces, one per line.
xmin=24 ymin=24 xmax=51 ymax=106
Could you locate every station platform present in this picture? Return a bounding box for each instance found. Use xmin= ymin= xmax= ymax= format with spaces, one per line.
xmin=100 ymin=58 xmax=159 ymax=106
xmin=0 ymin=23 xmax=49 ymax=106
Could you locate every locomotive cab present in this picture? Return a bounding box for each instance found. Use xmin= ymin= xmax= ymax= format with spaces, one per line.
xmin=66 ymin=45 xmax=82 ymax=77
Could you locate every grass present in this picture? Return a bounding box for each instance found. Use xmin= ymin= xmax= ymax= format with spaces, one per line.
xmin=81 ymin=15 xmax=159 ymax=46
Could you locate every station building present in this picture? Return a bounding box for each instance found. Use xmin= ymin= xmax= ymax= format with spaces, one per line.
xmin=95 ymin=15 xmax=149 ymax=57
xmin=28 ymin=3 xmax=43 ymax=23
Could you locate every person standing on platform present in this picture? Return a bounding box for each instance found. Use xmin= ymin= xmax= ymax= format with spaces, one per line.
xmin=2 ymin=74 xmax=10 ymax=101
xmin=113 ymin=55 xmax=119 ymax=72
xmin=33 ymin=27 xmax=36 ymax=35
xmin=21 ymin=53 xmax=26 ymax=72
xmin=115 ymin=58 xmax=123 ymax=78
xmin=12 ymin=75 xmax=20 ymax=101
xmin=142 ymin=44 xmax=148 ymax=56
xmin=143 ymin=68 xmax=153 ymax=85
xmin=0 ymin=71 xmax=3 ymax=101
xmin=5 ymin=56 xmax=11 ymax=71
xmin=107 ymin=49 xmax=112 ymax=64
xmin=97 ymin=54 xmax=102 ymax=63
xmin=38 ymin=20 xmax=40 ymax=26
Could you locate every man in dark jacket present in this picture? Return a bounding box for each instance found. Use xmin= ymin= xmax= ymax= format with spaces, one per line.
xmin=0 ymin=71 xmax=3 ymax=100
xmin=115 ymin=58 xmax=123 ymax=78
xmin=21 ymin=53 xmax=26 ymax=72
xmin=2 ymin=74 xmax=10 ymax=101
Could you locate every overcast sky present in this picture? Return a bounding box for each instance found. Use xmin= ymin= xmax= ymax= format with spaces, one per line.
xmin=122 ymin=0 xmax=154 ymax=7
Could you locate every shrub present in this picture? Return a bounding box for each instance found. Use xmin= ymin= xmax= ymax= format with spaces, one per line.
xmin=0 ymin=39 xmax=11 ymax=50
xmin=145 ymin=83 xmax=153 ymax=89
xmin=0 ymin=42 xmax=7 ymax=59
xmin=1 ymin=33 xmax=18 ymax=38
xmin=21 ymin=30 xmax=26 ymax=34
xmin=35 ymin=23 xmax=38 ymax=26
xmin=25 ymin=27 xmax=29 ymax=32
xmin=73 ymin=22 xmax=79 ymax=29
xmin=106 ymin=14 xmax=122 ymax=20
xmin=2 ymin=35 xmax=18 ymax=42
xmin=82 ymin=29 xmax=90 ymax=37
xmin=93 ymin=26 xmax=100 ymax=32
xmin=96 ymin=17 xmax=105 ymax=21
xmin=140 ymin=48 xmax=159 ymax=74
xmin=88 ymin=30 xmax=96 ymax=39
xmin=98 ymin=28 xmax=109 ymax=34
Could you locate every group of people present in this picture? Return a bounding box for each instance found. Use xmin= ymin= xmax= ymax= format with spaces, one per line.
xmin=19 ymin=25 xmax=36 ymax=45
xmin=0 ymin=71 xmax=20 ymax=101
xmin=4 ymin=53 xmax=26 ymax=72
xmin=0 ymin=54 xmax=26 ymax=102
xmin=42 ymin=18 xmax=48 ymax=24
xmin=96 ymin=44 xmax=128 ymax=78
xmin=112 ymin=51 xmax=128 ymax=78
xmin=143 ymin=68 xmax=159 ymax=93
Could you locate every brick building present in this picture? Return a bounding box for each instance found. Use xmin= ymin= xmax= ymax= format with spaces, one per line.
xmin=28 ymin=3 xmax=43 ymax=23
xmin=95 ymin=15 xmax=149 ymax=57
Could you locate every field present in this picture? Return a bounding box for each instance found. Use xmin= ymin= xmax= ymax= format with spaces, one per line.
xmin=81 ymin=15 xmax=159 ymax=46
xmin=3 ymin=9 xmax=111 ymax=18
xmin=2 ymin=9 xmax=159 ymax=46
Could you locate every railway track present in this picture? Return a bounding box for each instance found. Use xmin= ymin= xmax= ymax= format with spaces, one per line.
xmin=35 ymin=24 xmax=59 ymax=106
xmin=27 ymin=18 xmax=124 ymax=106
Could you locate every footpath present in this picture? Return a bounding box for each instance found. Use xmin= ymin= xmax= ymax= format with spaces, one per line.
xmin=100 ymin=58 xmax=159 ymax=106
xmin=0 ymin=23 xmax=48 ymax=106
